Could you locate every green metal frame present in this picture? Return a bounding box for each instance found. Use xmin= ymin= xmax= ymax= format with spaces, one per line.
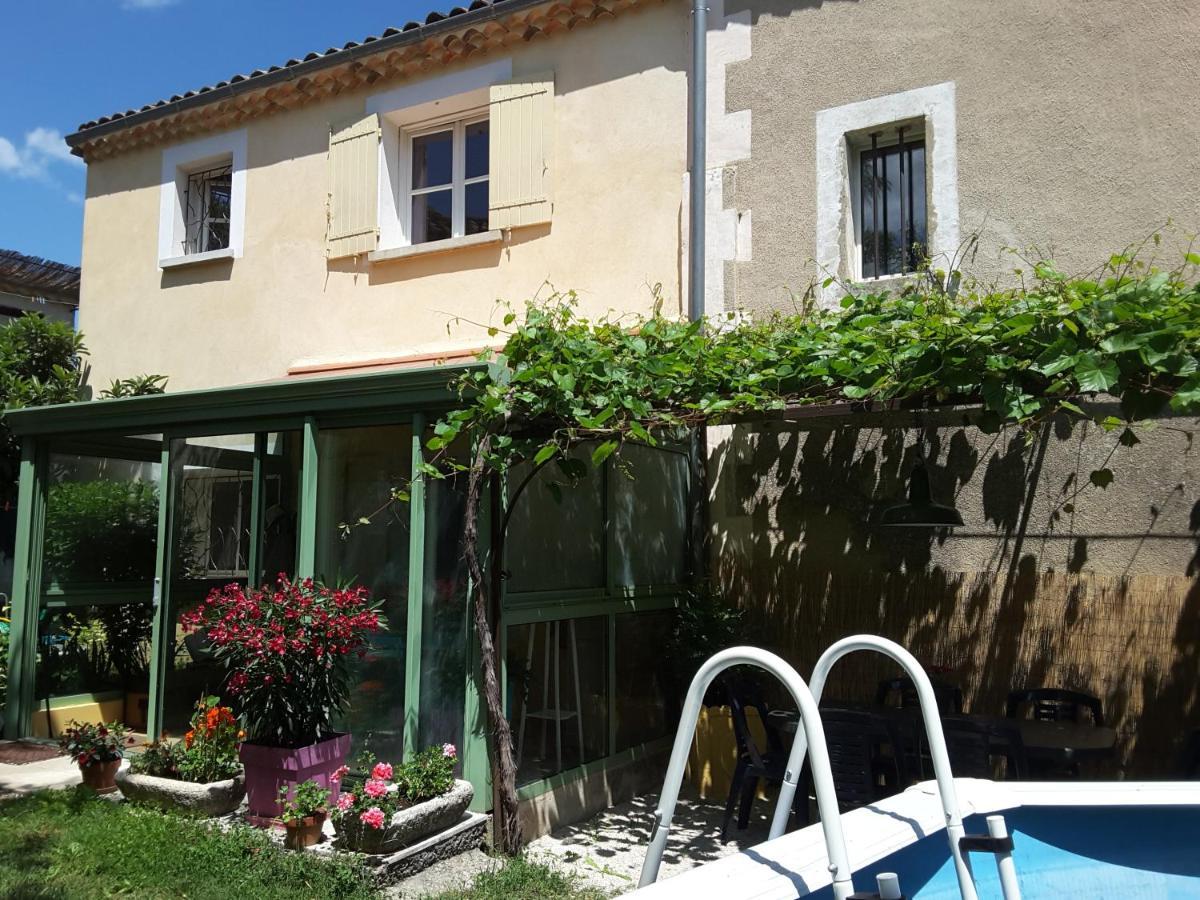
xmin=4 ymin=361 xmax=686 ymax=813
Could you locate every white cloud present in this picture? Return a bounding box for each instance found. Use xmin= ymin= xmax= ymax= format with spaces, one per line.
xmin=0 ymin=127 xmax=82 ymax=180
xmin=120 ymin=0 xmax=180 ymax=8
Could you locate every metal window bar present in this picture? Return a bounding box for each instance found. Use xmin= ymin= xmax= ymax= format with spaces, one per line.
xmin=183 ymin=164 xmax=232 ymax=255
xmin=861 ymin=132 xmax=926 ymax=278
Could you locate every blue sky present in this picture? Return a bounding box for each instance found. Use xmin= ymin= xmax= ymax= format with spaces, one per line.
xmin=0 ymin=0 xmax=444 ymax=266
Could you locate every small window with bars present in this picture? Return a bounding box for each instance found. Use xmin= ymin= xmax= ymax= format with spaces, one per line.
xmin=857 ymin=128 xmax=927 ymax=278
xmin=183 ymin=162 xmax=232 ymax=255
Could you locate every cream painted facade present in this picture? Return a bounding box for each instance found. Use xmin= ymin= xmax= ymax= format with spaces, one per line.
xmin=711 ymin=0 xmax=1200 ymax=315
xmin=78 ymin=2 xmax=688 ymax=392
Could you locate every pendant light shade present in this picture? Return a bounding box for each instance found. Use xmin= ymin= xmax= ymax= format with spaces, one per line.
xmin=878 ymin=457 xmax=964 ymax=528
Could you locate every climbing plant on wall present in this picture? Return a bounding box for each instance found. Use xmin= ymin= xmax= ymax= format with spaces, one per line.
xmin=412 ymin=246 xmax=1200 ymax=854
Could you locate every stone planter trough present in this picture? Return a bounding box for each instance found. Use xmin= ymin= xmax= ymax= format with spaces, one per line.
xmin=115 ymin=769 xmax=246 ymax=816
xmin=335 ymin=779 xmax=474 ymax=855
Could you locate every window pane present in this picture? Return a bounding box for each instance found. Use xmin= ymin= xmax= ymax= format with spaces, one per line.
xmin=883 ymin=149 xmax=902 ymax=274
xmin=465 ymin=181 xmax=489 ymax=235
xmin=316 ymin=424 xmax=412 ymax=763
xmin=258 ymin=431 xmax=302 ymax=586
xmin=411 ymin=130 xmax=453 ymax=189
xmin=507 ymin=616 xmax=609 ymax=785
xmin=860 ymin=152 xmax=880 ymax=278
xmin=465 ymin=121 xmax=489 ymax=179
xmin=907 ymin=143 xmax=927 ymax=268
xmin=411 ymin=189 xmax=452 ymax=244
xmin=615 ymin=611 xmax=677 ymax=751
xmin=505 ymin=448 xmax=605 ymax=594
xmin=418 ymin=449 xmax=470 ymax=759
xmin=611 ymin=443 xmax=688 ymax=586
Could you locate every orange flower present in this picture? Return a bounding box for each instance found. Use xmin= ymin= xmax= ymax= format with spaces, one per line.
xmin=184 ymin=729 xmax=195 ymax=749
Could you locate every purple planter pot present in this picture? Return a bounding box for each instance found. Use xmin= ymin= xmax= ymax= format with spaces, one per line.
xmin=239 ymin=732 xmax=351 ymax=821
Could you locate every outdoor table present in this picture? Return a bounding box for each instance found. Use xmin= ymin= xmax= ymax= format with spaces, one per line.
xmin=766 ymin=708 xmax=1117 ymax=769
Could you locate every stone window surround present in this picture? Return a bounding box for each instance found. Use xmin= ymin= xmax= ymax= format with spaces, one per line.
xmin=158 ymin=129 xmax=248 ymax=269
xmin=815 ymin=82 xmax=958 ymax=304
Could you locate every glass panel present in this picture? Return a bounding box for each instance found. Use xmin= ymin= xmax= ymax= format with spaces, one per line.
xmin=316 ymin=425 xmax=412 ymax=762
xmin=507 ymin=615 xmax=608 ymax=784
xmin=505 ymin=449 xmax=605 ymax=594
xmin=883 ymin=149 xmax=902 ymax=274
xmin=860 ymin=151 xmax=879 ymax=278
xmin=611 ymin=444 xmax=688 ymax=586
xmin=258 ymin=431 xmax=303 ymax=586
xmin=615 ymin=610 xmax=676 ymax=751
xmin=418 ymin=461 xmax=470 ymax=758
xmin=465 ymin=181 xmax=489 ymax=236
xmin=43 ymin=449 xmax=162 ymax=589
xmin=465 ymin=120 xmax=489 ymax=179
xmin=161 ymin=434 xmax=256 ymax=734
xmin=907 ymin=143 xmax=927 ymax=268
xmin=33 ymin=604 xmax=154 ymax=738
xmin=411 ymin=130 xmax=453 ymax=189
xmin=35 ymin=440 xmax=161 ymax=737
xmin=411 ymin=189 xmax=452 ymax=244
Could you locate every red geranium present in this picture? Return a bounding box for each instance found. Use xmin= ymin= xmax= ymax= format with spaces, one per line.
xmin=181 ymin=575 xmax=383 ymax=747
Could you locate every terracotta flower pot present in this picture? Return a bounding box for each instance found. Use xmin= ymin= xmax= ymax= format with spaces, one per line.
xmin=239 ymin=733 xmax=351 ymax=821
xmin=283 ymin=811 xmax=326 ymax=851
xmin=79 ymin=759 xmax=121 ymax=794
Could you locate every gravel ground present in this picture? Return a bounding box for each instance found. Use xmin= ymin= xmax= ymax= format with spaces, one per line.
xmin=525 ymin=787 xmax=774 ymax=897
xmin=383 ymin=848 xmax=499 ymax=898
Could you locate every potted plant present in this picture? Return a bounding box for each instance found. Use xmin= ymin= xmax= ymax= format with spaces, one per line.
xmin=331 ymin=744 xmax=473 ymax=854
xmin=181 ymin=575 xmax=383 ymax=821
xmin=280 ymin=779 xmax=330 ymax=851
xmin=116 ymin=696 xmax=246 ymax=815
xmin=58 ymin=720 xmax=133 ymax=794
xmin=667 ymin=584 xmax=759 ymax=800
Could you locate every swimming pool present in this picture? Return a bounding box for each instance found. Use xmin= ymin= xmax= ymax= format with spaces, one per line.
xmin=629 ymin=780 xmax=1200 ymax=899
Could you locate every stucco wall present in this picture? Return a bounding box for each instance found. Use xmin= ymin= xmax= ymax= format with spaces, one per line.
xmin=722 ymin=0 xmax=1200 ymax=312
xmin=708 ymin=410 xmax=1200 ymax=775
xmin=78 ymin=3 xmax=688 ymax=392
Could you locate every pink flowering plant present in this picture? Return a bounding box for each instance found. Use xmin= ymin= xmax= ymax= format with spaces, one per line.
xmin=329 ymin=751 xmax=403 ymax=842
xmin=180 ymin=575 xmax=383 ymax=747
xmin=58 ymin=720 xmax=133 ymax=767
xmin=331 ymin=744 xmax=458 ymax=849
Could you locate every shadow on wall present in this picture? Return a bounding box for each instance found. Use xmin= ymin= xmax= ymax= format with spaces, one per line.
xmin=709 ymin=409 xmax=1200 ymax=777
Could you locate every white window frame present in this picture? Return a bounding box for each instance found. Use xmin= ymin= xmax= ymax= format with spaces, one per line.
xmin=815 ymin=83 xmax=958 ymax=305
xmin=367 ymin=58 xmax=511 ymax=253
xmin=402 ymin=113 xmax=490 ymax=245
xmin=158 ymin=129 xmax=247 ymax=269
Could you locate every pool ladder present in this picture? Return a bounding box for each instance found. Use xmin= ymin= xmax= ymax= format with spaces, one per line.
xmin=638 ymin=635 xmax=1022 ymax=900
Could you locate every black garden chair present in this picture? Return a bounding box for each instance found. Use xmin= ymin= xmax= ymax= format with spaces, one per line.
xmin=940 ymin=715 xmax=1029 ymax=781
xmin=1005 ymin=688 xmax=1104 ymax=726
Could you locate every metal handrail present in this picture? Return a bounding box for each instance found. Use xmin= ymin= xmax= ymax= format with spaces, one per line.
xmin=805 ymin=635 xmax=981 ymax=900
xmin=638 ymin=646 xmax=857 ymax=900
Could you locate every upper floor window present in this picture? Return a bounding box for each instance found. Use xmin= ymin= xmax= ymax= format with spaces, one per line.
xmin=408 ymin=118 xmax=489 ymax=245
xmin=857 ymin=128 xmax=926 ymax=278
xmin=158 ymin=129 xmax=246 ymax=268
xmin=184 ymin=162 xmax=233 ymax=254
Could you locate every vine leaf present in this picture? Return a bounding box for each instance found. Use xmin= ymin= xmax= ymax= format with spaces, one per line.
xmin=1089 ymin=468 xmax=1115 ymax=490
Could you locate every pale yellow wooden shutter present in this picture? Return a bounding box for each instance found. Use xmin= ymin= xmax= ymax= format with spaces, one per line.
xmin=326 ymin=113 xmax=381 ymax=258
xmin=488 ymin=74 xmax=554 ymax=230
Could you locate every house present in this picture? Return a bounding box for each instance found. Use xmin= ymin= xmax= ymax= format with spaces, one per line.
xmin=0 ymin=250 xmax=79 ymax=327
xmin=3 ymin=0 xmax=1198 ymax=848
xmin=3 ymin=0 xmax=693 ymax=838
xmin=702 ymin=0 xmax=1200 ymax=776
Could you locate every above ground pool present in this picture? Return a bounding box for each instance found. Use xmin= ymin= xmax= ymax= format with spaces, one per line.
xmin=629 ymin=781 xmax=1200 ymax=900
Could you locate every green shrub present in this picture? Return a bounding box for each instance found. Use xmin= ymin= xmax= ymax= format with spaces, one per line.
xmin=397 ymin=743 xmax=457 ymax=804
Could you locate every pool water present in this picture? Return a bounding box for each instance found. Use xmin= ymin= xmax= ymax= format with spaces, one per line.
xmin=816 ymin=806 xmax=1200 ymax=899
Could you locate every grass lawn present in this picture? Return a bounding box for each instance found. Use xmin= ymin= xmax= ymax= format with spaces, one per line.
xmin=0 ymin=790 xmax=608 ymax=900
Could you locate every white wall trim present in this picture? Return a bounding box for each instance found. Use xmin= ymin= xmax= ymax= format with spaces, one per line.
xmin=815 ymin=82 xmax=958 ymax=305
xmin=368 ymin=59 xmax=512 ymax=250
xmin=683 ymin=0 xmax=752 ymax=320
xmin=158 ymin=129 xmax=247 ymax=265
